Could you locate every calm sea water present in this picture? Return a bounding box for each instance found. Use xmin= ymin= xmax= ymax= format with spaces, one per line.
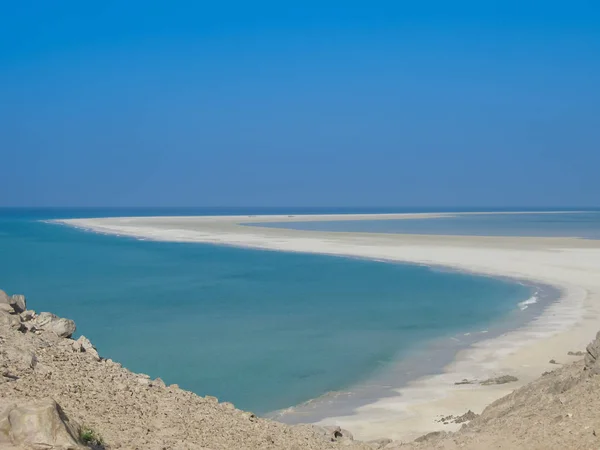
xmin=0 ymin=208 xmax=538 ymax=413
xmin=257 ymin=211 xmax=600 ymax=238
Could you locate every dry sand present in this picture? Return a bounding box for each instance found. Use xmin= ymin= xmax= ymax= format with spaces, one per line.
xmin=56 ymin=213 xmax=600 ymax=442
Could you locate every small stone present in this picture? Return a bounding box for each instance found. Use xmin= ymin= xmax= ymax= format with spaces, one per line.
xmin=567 ymin=351 xmax=585 ymax=356
xmin=549 ymin=359 xmax=558 ymax=364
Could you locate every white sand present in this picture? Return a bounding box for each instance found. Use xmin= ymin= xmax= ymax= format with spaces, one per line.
xmin=56 ymin=213 xmax=600 ymax=442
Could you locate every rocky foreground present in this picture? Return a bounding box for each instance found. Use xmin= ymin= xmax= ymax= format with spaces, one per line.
xmin=2 ymin=289 xmax=600 ymax=449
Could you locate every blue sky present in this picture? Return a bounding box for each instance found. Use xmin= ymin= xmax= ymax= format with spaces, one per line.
xmin=1 ymin=1 xmax=599 ymax=207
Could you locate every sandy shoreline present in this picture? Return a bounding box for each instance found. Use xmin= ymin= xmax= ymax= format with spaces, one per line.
xmin=53 ymin=213 xmax=600 ymax=442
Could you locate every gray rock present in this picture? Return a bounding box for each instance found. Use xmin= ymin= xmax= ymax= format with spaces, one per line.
xmin=9 ymin=295 xmax=26 ymax=314
xmin=0 ymin=399 xmax=85 ymax=449
xmin=585 ymin=331 xmax=600 ymax=374
xmin=567 ymin=351 xmax=585 ymax=356
xmin=33 ymin=312 xmax=76 ymax=338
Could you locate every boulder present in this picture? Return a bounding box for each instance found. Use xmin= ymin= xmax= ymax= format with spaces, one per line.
xmin=0 ymin=399 xmax=85 ymax=449
xmin=33 ymin=312 xmax=76 ymax=338
xmin=585 ymin=331 xmax=600 ymax=374
xmin=9 ymin=295 xmax=26 ymax=314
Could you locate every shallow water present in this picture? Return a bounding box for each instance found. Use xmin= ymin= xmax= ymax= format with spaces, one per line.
xmin=0 ymin=208 xmax=535 ymax=413
xmin=254 ymin=211 xmax=600 ymax=238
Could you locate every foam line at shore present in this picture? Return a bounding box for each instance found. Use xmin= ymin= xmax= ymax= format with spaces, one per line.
xmin=52 ymin=213 xmax=600 ymax=441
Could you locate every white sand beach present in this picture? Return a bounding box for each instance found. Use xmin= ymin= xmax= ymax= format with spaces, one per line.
xmin=57 ymin=213 xmax=600 ymax=442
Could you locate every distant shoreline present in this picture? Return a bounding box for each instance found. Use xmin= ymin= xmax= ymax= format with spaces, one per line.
xmin=53 ymin=212 xmax=600 ymax=441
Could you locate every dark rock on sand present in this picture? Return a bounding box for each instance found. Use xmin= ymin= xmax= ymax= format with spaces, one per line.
xmin=480 ymin=375 xmax=518 ymax=385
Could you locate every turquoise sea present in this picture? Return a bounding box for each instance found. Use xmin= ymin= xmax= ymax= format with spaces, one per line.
xmin=0 ymin=208 xmax=560 ymax=415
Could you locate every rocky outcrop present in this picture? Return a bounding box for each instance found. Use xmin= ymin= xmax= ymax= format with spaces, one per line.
xmin=0 ymin=399 xmax=86 ymax=449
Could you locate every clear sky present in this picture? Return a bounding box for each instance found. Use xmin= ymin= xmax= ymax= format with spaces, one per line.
xmin=1 ymin=1 xmax=599 ymax=207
